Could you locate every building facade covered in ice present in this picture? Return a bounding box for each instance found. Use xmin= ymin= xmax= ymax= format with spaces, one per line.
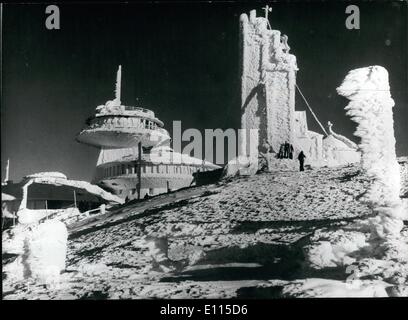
xmin=1 ymin=171 xmax=124 ymax=226
xmin=238 ymin=9 xmax=360 ymax=168
xmin=77 ymin=66 xmax=220 ymax=200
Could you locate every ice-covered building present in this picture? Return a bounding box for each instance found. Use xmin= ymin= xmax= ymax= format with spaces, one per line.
xmin=1 ymin=171 xmax=123 ymax=226
xmin=238 ymin=9 xmax=360 ymax=168
xmin=76 ymin=66 xmax=220 ymax=200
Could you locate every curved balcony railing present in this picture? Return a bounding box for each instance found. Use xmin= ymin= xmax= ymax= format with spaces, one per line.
xmin=86 ymin=116 xmax=164 ymax=131
xmin=124 ymin=105 xmax=154 ymax=115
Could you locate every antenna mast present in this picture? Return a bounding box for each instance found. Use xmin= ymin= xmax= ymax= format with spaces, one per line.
xmin=115 ymin=65 xmax=122 ymax=104
xmin=3 ymin=159 xmax=9 ymax=184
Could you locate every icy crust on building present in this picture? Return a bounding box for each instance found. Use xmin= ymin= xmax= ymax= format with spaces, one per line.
xmin=77 ymin=66 xmax=170 ymax=149
xmin=24 ymin=172 xmax=68 ymax=180
xmin=77 ymin=109 xmax=171 ymax=149
xmin=96 ymin=145 xmax=220 ymax=168
xmin=94 ymin=146 xmax=221 ymax=199
xmin=2 ymin=172 xmax=124 ymax=286
xmin=13 ymin=172 xmax=123 ymax=225
xmin=238 ymin=10 xmax=360 ymax=170
xmin=239 ymin=10 xmax=298 ymax=159
xmin=76 ymin=66 xmax=220 ymax=199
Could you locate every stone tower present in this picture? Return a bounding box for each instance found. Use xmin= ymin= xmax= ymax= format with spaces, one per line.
xmin=239 ymin=9 xmax=298 ymax=162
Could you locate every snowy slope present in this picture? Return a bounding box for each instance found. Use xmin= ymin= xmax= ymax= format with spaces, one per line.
xmin=3 ymin=161 xmax=407 ymax=299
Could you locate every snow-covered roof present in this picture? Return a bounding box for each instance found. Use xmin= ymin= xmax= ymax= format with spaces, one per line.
xmin=323 ymin=134 xmax=355 ymax=151
xmin=24 ymin=172 xmax=67 ymax=180
xmin=2 ymin=193 xmax=16 ymax=201
xmin=24 ymin=176 xmax=124 ymax=204
xmin=100 ymin=146 xmax=221 ymax=169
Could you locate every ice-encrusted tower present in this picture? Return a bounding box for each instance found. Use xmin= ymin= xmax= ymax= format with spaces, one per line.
xmin=239 ymin=9 xmax=298 ymax=160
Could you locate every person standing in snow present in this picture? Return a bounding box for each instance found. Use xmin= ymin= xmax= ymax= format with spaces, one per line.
xmin=298 ymin=151 xmax=306 ymax=171
xmin=278 ymin=144 xmax=284 ymax=159
xmin=284 ymin=142 xmax=289 ymax=158
xmin=289 ymin=144 xmax=294 ymax=159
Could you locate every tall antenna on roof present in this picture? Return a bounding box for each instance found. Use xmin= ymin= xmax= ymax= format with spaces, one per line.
xmin=115 ymin=65 xmax=122 ymax=105
xmin=3 ymin=159 xmax=10 ymax=185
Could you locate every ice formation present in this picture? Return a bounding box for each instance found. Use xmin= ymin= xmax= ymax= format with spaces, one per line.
xmin=223 ymin=155 xmax=259 ymax=177
xmin=239 ymin=10 xmax=298 ymax=166
xmin=284 ymin=66 xmax=407 ymax=298
xmin=337 ymin=65 xmax=404 ymax=238
xmin=3 ymin=220 xmax=68 ymax=284
xmin=238 ymin=10 xmax=361 ymax=170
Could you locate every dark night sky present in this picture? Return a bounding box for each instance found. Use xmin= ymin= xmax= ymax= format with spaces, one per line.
xmin=2 ymin=1 xmax=407 ymax=182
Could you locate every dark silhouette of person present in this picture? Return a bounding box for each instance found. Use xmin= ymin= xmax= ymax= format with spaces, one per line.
xmin=284 ymin=142 xmax=289 ymax=158
xmin=278 ymin=144 xmax=284 ymax=159
xmin=289 ymin=144 xmax=294 ymax=159
xmin=298 ymin=151 xmax=306 ymax=171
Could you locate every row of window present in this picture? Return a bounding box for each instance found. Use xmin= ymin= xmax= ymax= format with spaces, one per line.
xmin=90 ymin=117 xmax=159 ymax=130
xmin=100 ymin=163 xmax=202 ymax=178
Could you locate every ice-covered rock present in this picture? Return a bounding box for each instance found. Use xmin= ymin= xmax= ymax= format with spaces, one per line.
xmin=2 ymin=220 xmax=68 ymax=284
xmin=304 ymin=229 xmax=368 ymax=269
xmin=223 ymin=155 xmax=258 ymax=177
xmin=283 ymin=278 xmax=389 ymax=297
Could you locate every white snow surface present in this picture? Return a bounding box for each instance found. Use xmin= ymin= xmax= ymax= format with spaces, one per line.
xmin=3 ymin=158 xmax=407 ymax=298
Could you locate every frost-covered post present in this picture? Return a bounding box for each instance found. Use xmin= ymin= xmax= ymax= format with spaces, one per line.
xmin=337 ymin=66 xmax=403 ymax=239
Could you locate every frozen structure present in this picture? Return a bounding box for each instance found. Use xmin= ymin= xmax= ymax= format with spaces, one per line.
xmin=238 ymin=9 xmax=360 ymax=169
xmin=2 ymin=171 xmax=124 ymax=226
xmin=3 ymin=219 xmax=68 ymax=284
xmin=2 ymin=171 xmax=124 ymax=283
xmin=77 ymin=66 xmax=220 ymax=200
xmin=337 ymin=66 xmax=404 ymax=238
xmin=239 ymin=9 xmax=299 ymax=162
xmin=286 ymin=66 xmax=408 ymax=298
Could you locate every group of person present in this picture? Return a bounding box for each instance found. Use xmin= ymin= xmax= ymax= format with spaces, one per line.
xmin=277 ymin=141 xmax=306 ymax=172
xmin=278 ymin=142 xmax=294 ymax=159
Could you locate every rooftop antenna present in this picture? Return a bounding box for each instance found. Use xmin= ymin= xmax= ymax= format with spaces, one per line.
xmin=115 ymin=65 xmax=122 ymax=105
xmin=262 ymin=4 xmax=273 ymax=30
xmin=3 ymin=159 xmax=9 ymax=184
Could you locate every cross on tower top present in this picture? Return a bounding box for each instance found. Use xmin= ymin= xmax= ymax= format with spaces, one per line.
xmin=262 ymin=4 xmax=272 ymax=20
